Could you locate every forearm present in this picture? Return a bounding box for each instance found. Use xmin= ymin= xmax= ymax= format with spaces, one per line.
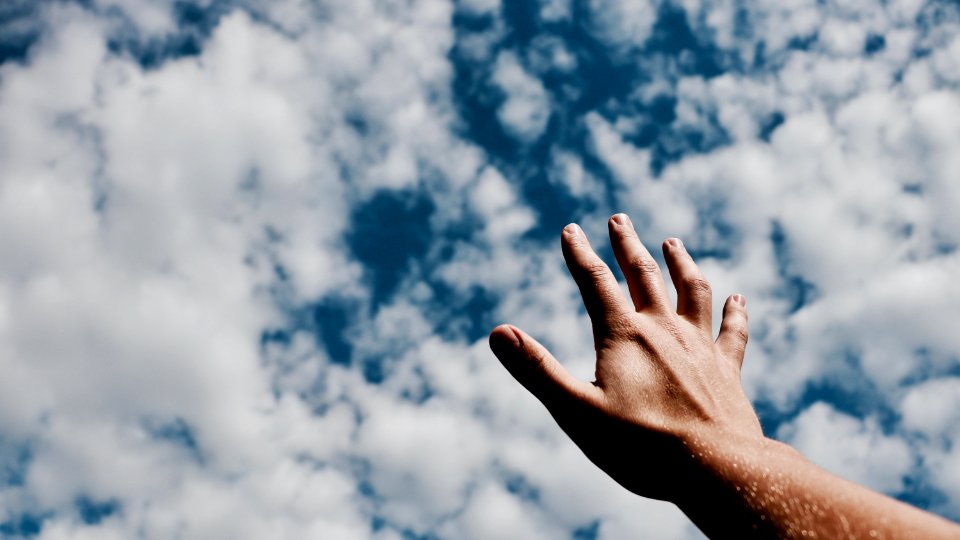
xmin=677 ymin=433 xmax=960 ymax=539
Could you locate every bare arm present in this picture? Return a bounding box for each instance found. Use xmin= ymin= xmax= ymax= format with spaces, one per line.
xmin=679 ymin=433 xmax=958 ymax=538
xmin=489 ymin=213 xmax=960 ymax=539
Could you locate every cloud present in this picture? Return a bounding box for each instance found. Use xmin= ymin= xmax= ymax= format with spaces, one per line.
xmin=778 ymin=402 xmax=913 ymax=494
xmin=491 ymin=50 xmax=551 ymax=143
xmin=1 ymin=0 xmax=960 ymax=537
xmin=901 ymin=377 xmax=960 ymax=517
xmin=585 ymin=0 xmax=659 ymax=53
xmin=459 ymin=0 xmax=501 ymax=17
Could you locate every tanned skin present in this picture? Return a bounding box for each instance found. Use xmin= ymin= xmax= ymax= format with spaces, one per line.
xmin=489 ymin=213 xmax=960 ymax=539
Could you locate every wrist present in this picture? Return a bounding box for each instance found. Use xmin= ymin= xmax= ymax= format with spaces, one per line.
xmin=688 ymin=430 xmax=798 ymax=479
xmin=679 ymin=426 xmax=778 ymax=476
xmin=673 ymin=431 xmax=801 ymax=536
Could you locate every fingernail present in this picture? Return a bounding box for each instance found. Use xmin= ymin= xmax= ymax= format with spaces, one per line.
xmin=563 ymin=223 xmax=583 ymax=238
xmin=611 ymin=213 xmax=631 ymax=227
xmin=490 ymin=325 xmax=521 ymax=353
xmin=733 ymin=294 xmax=746 ymax=307
xmin=667 ymin=237 xmax=683 ymax=249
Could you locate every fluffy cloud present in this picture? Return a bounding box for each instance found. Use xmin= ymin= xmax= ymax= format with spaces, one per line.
xmin=901 ymin=377 xmax=960 ymax=517
xmin=1 ymin=0 xmax=960 ymax=538
xmin=491 ymin=51 xmax=551 ymax=143
xmin=778 ymin=402 xmax=913 ymax=494
xmin=585 ymin=0 xmax=660 ymax=53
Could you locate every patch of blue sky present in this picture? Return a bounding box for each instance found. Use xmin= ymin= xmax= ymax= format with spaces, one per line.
xmin=0 ymin=0 xmax=43 ymax=65
xmin=105 ymin=1 xmax=231 ymax=69
xmin=0 ymin=512 xmax=48 ymax=538
xmin=399 ymin=528 xmax=443 ymax=540
xmin=769 ymin=220 xmax=818 ymax=314
xmin=572 ymin=520 xmax=600 ymax=540
xmin=347 ymin=190 xmax=436 ymax=305
xmin=504 ymin=471 xmax=541 ymax=503
xmin=262 ymin=298 xmax=359 ymax=384
xmin=570 ymin=520 xmax=601 ymax=540
xmin=900 ymin=350 xmax=960 ymax=387
xmin=308 ymin=299 xmax=356 ymax=366
xmin=0 ymin=1 xmax=239 ymax=70
xmin=864 ymin=33 xmax=887 ymax=55
xmin=75 ymin=496 xmax=120 ymax=526
xmin=0 ymin=437 xmax=31 ymax=488
xmin=142 ymin=416 xmax=204 ymax=464
xmin=898 ymin=473 xmax=952 ymax=519
xmin=4 ymin=499 xmax=120 ymax=539
xmin=262 ymin=180 xmax=505 ymax=385
xmin=757 ymin=111 xmax=786 ymax=142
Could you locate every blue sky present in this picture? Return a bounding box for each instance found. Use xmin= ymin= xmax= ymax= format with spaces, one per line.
xmin=1 ymin=0 xmax=960 ymax=538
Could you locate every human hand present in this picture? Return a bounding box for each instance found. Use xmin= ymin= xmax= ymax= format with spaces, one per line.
xmin=491 ymin=213 xmax=960 ymax=538
xmin=490 ymin=213 xmax=764 ymax=502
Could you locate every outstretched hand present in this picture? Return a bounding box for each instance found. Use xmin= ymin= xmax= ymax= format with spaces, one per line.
xmin=490 ymin=214 xmax=960 ymax=539
xmin=489 ymin=213 xmax=763 ymax=501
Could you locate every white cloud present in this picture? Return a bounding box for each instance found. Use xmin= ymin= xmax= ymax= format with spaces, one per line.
xmin=459 ymin=0 xmax=501 ymax=17
xmin=586 ymin=0 xmax=659 ymax=53
xmin=901 ymin=377 xmax=960 ymax=439
xmin=528 ymin=35 xmax=578 ymax=74
xmin=547 ymin=150 xmax=602 ymax=199
xmin=468 ymin=166 xmax=535 ymax=241
xmin=441 ymin=480 xmax=566 ymax=540
xmin=901 ymin=377 xmax=960 ymax=516
xmin=491 ymin=50 xmax=551 ymax=143
xmin=778 ymin=402 xmax=913 ymax=494
xmin=539 ymin=0 xmax=572 ymax=22
xmin=356 ymin=396 xmax=492 ymax=530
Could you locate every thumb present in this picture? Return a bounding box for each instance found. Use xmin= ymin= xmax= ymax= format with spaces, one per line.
xmin=489 ymin=324 xmax=599 ymax=410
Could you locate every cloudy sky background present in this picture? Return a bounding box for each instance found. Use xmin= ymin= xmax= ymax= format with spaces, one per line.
xmin=1 ymin=0 xmax=959 ymax=538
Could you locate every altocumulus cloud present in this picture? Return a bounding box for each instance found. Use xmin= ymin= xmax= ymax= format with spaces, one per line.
xmin=0 ymin=0 xmax=959 ymax=538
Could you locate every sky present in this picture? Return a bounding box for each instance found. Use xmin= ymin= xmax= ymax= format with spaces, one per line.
xmin=0 ymin=0 xmax=959 ymax=538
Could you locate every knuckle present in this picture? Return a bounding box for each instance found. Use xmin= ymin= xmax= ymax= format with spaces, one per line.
xmin=595 ymin=312 xmax=637 ymax=342
xmin=581 ymin=260 xmax=611 ymax=280
xmin=734 ymin=327 xmax=749 ymax=344
xmin=608 ymin=312 xmax=636 ymax=335
xmin=685 ymin=276 xmax=713 ymax=298
xmin=629 ymin=256 xmax=661 ymax=276
xmin=723 ymin=322 xmax=749 ymax=344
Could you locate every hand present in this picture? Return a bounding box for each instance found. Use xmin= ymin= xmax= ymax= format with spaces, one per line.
xmin=490 ymin=213 xmax=763 ymax=502
xmin=491 ymin=213 xmax=960 ymax=538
